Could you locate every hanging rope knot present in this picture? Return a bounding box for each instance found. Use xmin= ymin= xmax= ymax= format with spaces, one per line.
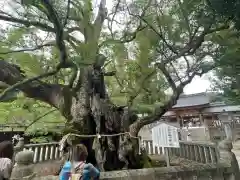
xmin=97 ymin=134 xmax=101 ymax=139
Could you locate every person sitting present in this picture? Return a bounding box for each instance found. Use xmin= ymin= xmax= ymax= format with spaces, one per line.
xmin=59 ymin=144 xmax=100 ymax=180
xmin=0 ymin=141 xmax=14 ymax=180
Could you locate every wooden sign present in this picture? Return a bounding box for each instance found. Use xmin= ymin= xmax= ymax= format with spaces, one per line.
xmin=152 ymin=123 xmax=179 ymax=148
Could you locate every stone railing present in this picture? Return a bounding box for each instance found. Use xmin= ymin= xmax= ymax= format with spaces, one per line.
xmin=23 ymin=142 xmax=61 ymax=163
xmin=14 ymin=138 xmax=61 ymax=163
xmin=10 ymin=140 xmax=240 ymax=180
xmin=142 ymin=140 xmax=164 ymax=154
xmin=177 ymin=141 xmax=219 ymax=163
xmin=143 ymin=140 xmax=220 ymax=164
xmin=13 ymin=139 xmax=220 ymax=165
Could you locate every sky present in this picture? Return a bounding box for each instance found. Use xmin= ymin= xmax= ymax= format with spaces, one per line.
xmin=0 ymin=0 xmax=212 ymax=95
xmin=184 ymin=75 xmax=211 ymax=94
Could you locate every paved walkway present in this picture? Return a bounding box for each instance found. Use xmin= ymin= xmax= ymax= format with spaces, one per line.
xmin=232 ymin=150 xmax=240 ymax=167
xmin=232 ymin=142 xmax=240 ymax=168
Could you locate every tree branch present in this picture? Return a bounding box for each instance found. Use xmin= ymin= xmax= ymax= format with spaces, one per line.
xmin=0 ymin=2 xmax=74 ymax=101
xmin=107 ymin=0 xmax=121 ymax=37
xmin=40 ymin=0 xmax=68 ymax=66
xmin=127 ymin=69 xmax=157 ymax=107
xmin=68 ymin=64 xmax=78 ymax=89
xmin=0 ymin=14 xmax=54 ymax=32
xmin=99 ymin=0 xmax=150 ymax=47
xmin=63 ymin=0 xmax=71 ymax=26
xmin=156 ymin=63 xmax=177 ymax=92
xmin=139 ymin=16 xmax=178 ymax=54
xmin=25 ymin=109 xmax=57 ymax=130
xmin=103 ymin=71 xmax=116 ymax=76
xmin=93 ymin=0 xmax=107 ymax=42
xmin=155 ymin=24 xmax=228 ymax=66
xmin=0 ymin=43 xmax=54 ymax=54
xmin=0 ymin=60 xmax=72 ymax=118
xmin=0 ymin=68 xmax=60 ymax=101
xmin=99 ymin=25 xmax=146 ymax=48
xmin=129 ymin=62 xmax=216 ymax=136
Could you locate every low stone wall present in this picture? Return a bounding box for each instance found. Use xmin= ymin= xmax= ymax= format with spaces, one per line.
xmin=13 ymin=138 xmax=61 ymax=164
xmin=31 ymin=164 xmax=233 ymax=180
xmin=10 ymin=140 xmax=240 ymax=180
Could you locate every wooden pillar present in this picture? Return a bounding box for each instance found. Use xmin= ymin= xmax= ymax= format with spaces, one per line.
xmin=199 ymin=113 xmax=204 ymax=126
xmin=177 ymin=115 xmax=183 ymax=128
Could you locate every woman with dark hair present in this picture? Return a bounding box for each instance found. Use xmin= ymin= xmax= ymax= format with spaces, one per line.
xmin=0 ymin=141 xmax=14 ymax=180
xmin=59 ymin=144 xmax=100 ymax=180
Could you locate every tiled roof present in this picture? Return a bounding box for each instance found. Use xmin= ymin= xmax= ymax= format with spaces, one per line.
xmin=202 ymin=105 xmax=240 ymax=113
xmin=172 ymin=92 xmax=213 ymax=109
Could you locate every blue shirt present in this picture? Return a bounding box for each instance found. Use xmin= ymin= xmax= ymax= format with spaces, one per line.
xmin=59 ymin=161 xmax=100 ymax=180
xmin=82 ymin=163 xmax=100 ymax=180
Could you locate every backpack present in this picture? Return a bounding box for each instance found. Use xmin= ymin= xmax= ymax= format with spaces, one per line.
xmin=70 ymin=162 xmax=85 ymax=180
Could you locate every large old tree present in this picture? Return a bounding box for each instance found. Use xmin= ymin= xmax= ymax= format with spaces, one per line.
xmin=0 ymin=0 xmax=228 ymax=170
xmin=207 ymin=0 xmax=240 ymax=104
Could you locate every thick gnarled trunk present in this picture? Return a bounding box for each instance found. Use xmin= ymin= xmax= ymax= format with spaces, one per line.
xmin=0 ymin=60 xmax=142 ymax=171
xmin=65 ymin=64 xmax=139 ymax=171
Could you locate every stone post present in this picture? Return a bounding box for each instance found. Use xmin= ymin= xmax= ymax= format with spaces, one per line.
xmin=13 ymin=137 xmax=25 ymax=164
xmin=224 ymin=123 xmax=233 ymax=141
xmin=199 ymin=113 xmax=204 ymax=125
xmin=10 ymin=150 xmax=35 ymax=180
xmin=218 ymin=140 xmax=240 ymax=180
xmin=14 ymin=137 xmax=24 ymax=150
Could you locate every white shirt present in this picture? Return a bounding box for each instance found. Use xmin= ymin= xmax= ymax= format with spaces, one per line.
xmin=0 ymin=158 xmax=13 ymax=179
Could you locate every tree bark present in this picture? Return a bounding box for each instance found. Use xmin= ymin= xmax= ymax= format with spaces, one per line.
xmin=0 ymin=60 xmax=72 ymax=118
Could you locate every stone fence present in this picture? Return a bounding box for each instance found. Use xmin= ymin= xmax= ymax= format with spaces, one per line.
xmin=143 ymin=140 xmax=220 ymax=164
xmin=10 ymin=139 xmax=240 ymax=180
xmin=23 ymin=142 xmax=61 ymax=163
xmin=13 ymin=138 xmax=220 ymax=165
xmin=14 ymin=138 xmax=61 ymax=163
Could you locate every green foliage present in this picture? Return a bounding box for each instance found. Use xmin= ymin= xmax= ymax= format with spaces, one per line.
xmin=197 ymin=1 xmax=240 ymax=103
xmin=207 ymin=0 xmax=240 ymax=103
xmin=0 ymin=0 xmax=235 ymax=141
xmin=105 ymin=39 xmax=166 ymax=113
xmin=105 ymin=29 xmax=168 ymax=113
xmin=208 ymin=0 xmax=240 ymax=28
xmin=105 ymin=0 xmax=209 ymax=113
xmin=210 ymin=29 xmax=240 ymax=104
xmin=0 ymin=97 xmax=66 ymax=129
xmin=30 ymin=135 xmax=54 ymax=143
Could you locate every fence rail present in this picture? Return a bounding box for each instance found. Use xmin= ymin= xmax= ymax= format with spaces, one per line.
xmin=14 ymin=139 xmax=220 ymax=164
xmin=15 ymin=142 xmax=61 ymax=163
xmin=12 ymin=140 xmax=239 ymax=180
xmin=143 ymin=140 xmax=220 ymax=164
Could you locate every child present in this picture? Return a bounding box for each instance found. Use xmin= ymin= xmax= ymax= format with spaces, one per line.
xmin=0 ymin=141 xmax=14 ymax=180
xmin=59 ymin=144 xmax=100 ymax=180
